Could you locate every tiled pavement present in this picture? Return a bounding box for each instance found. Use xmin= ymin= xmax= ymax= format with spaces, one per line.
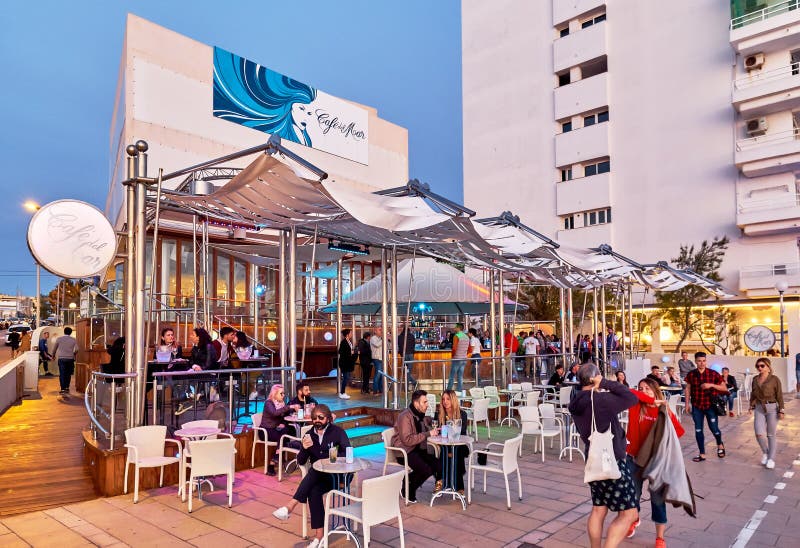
xmin=1 ymin=395 xmax=799 ymax=548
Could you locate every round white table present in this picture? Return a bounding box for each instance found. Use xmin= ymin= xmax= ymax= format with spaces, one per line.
xmin=314 ymin=457 xmax=370 ymax=547
xmin=174 ymin=426 xmax=223 ymax=498
xmin=427 ymin=435 xmax=473 ymax=510
xmin=499 ymin=389 xmax=522 ymax=427
xmin=285 ymin=414 xmax=312 ymax=436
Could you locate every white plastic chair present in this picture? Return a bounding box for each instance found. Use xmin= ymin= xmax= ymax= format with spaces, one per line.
xmin=537 ymin=404 xmax=565 ymax=458
xmin=251 ymin=412 xmax=278 ymax=474
xmin=467 ymin=434 xmax=523 ymax=509
xmin=323 ymin=470 xmax=406 ymax=548
xmin=518 ymin=406 xmax=562 ymax=460
xmin=555 ymin=386 xmax=573 ymax=413
xmin=525 ymin=390 xmax=542 ymax=407
xmin=425 ymin=393 xmax=437 ymax=418
xmin=667 ymin=393 xmax=685 ymax=419
xmin=466 ymin=397 xmax=491 ymax=440
xmin=123 ymin=425 xmax=181 ymax=503
xmin=179 ymin=420 xmax=234 ymax=496
xmin=520 ymin=382 xmax=534 ymax=393
xmin=469 ymin=387 xmax=485 ymax=401
xmin=183 ymin=438 xmax=236 ymax=512
xmin=381 ymin=427 xmax=411 ymax=505
xmin=482 ymin=386 xmax=502 ymax=422
xmin=277 ymin=424 xmax=313 ymax=481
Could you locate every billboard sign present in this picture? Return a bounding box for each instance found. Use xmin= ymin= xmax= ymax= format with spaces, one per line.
xmin=212 ymin=47 xmax=369 ymax=165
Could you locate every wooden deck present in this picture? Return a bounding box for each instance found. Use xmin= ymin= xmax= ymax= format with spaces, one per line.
xmin=0 ymin=375 xmax=97 ymax=517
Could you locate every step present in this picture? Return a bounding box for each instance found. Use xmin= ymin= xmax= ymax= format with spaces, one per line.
xmin=334 ymin=414 xmax=375 ymax=429
xmin=345 ymin=425 xmax=388 ymax=448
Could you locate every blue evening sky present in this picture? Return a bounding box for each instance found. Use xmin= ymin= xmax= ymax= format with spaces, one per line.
xmin=0 ymin=0 xmax=462 ymax=296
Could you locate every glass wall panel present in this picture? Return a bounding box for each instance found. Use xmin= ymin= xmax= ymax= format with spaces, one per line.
xmin=161 ymin=239 xmax=177 ymax=307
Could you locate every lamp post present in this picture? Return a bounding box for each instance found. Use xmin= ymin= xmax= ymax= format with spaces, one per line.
xmin=776 ymin=280 xmax=789 ymax=357
xmin=23 ymin=200 xmax=42 ymax=328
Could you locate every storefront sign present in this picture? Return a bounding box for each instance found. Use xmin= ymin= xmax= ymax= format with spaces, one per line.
xmin=743 ymin=325 xmax=776 ymax=352
xmin=27 ymin=200 xmax=116 ymax=278
xmin=213 ymin=47 xmax=369 ymax=165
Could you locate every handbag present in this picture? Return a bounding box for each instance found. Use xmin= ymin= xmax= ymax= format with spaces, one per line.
xmin=584 ymin=388 xmax=622 ymax=483
xmin=711 ymin=394 xmax=727 ymax=417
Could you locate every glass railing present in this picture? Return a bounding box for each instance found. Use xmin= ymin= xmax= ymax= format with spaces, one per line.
xmin=731 ymin=0 xmax=800 ymax=30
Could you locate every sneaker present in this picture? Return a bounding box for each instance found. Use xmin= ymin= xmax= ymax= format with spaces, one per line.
xmin=272 ymin=506 xmax=290 ymax=520
xmin=306 ymin=539 xmax=320 ymax=548
xmin=729 ymin=411 xmax=735 ymax=417
xmin=761 ymin=453 xmax=768 ymax=465
xmin=44 ymin=372 xmax=53 ymax=377
xmin=175 ymin=402 xmax=193 ymax=416
xmin=766 ymin=459 xmax=775 ymax=469
xmin=626 ymin=518 xmax=641 ymax=539
xmin=338 ymin=393 xmax=350 ymax=399
xmin=655 ymin=537 xmax=666 ymax=548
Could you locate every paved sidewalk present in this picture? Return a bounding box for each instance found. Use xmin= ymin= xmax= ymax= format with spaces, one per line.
xmin=1 ymin=395 xmax=798 ymax=547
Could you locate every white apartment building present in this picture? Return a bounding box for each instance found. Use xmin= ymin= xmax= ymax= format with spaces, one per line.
xmin=462 ymin=0 xmax=800 ymax=355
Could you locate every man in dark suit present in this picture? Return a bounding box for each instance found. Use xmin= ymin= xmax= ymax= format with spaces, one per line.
xmin=337 ymin=328 xmax=356 ymax=399
xmin=289 ymin=381 xmax=319 ymax=407
xmin=272 ymin=404 xmax=351 ymax=548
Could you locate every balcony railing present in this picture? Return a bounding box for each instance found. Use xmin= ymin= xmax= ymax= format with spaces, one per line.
xmin=738 ymin=192 xmax=800 ymax=212
xmin=734 ymin=62 xmax=800 ymax=90
xmin=731 ymin=0 xmax=800 ymax=30
xmin=740 ymin=262 xmax=800 ymax=278
xmin=736 ymin=127 xmax=800 ymax=150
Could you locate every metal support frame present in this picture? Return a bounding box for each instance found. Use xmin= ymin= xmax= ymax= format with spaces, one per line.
xmin=600 ymin=287 xmax=607 ymax=369
xmin=390 ymin=247 xmax=399 ymax=409
xmin=288 ymin=226 xmax=297 ymax=396
xmin=627 ymin=284 xmax=634 ymax=359
xmin=559 ymin=288 xmax=567 ymax=362
xmin=192 ymin=215 xmax=198 ymax=326
xmin=202 ymin=219 xmax=210 ymax=325
xmin=567 ymin=288 xmax=574 ymax=362
xmin=489 ymin=270 xmax=496 ymax=386
xmin=380 ymin=249 xmax=389 ymax=408
xmin=124 ymin=148 xmax=136 ymax=428
xmin=498 ymin=270 xmax=506 ymax=386
xmin=133 ymin=143 xmax=148 ymax=425
xmin=279 ymin=231 xmax=287 ymax=372
xmin=592 ymin=288 xmax=599 ymax=364
xmin=620 ymin=285 xmax=627 ymax=357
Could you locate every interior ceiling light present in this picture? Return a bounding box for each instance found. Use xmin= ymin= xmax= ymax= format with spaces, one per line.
xmin=328 ymin=241 xmax=370 ymax=256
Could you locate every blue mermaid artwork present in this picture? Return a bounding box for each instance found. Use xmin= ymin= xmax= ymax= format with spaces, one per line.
xmin=212 ymin=46 xmax=317 ymax=146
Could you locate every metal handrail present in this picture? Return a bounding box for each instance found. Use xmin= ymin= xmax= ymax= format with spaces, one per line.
xmin=86 ymin=371 xmax=137 ymax=450
xmin=731 ymin=0 xmax=799 ymax=29
xmin=741 ymin=261 xmax=800 ymax=277
xmin=84 ymin=286 xmax=124 ymax=311
xmin=738 ymin=192 xmax=800 ymax=212
xmin=734 ymin=62 xmax=800 ymax=90
xmin=736 ymin=127 xmax=800 ymax=150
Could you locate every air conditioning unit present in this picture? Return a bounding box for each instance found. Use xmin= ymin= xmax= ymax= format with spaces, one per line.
xmin=746 ymin=117 xmax=768 ymax=136
xmin=744 ymin=53 xmax=765 ymax=71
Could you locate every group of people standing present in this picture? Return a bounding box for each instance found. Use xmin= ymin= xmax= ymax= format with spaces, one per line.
xmin=570 ymin=352 xmax=788 ymax=548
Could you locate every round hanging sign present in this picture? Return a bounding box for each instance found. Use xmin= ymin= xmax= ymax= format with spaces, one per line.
xmin=27 ymin=199 xmax=116 ymax=278
xmin=743 ymin=325 xmax=776 ymax=353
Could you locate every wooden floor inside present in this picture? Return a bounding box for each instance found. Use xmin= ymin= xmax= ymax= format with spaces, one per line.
xmin=0 ymin=375 xmax=96 ymax=517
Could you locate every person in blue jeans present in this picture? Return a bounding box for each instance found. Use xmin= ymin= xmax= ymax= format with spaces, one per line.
xmin=370 ymin=328 xmax=384 ymax=394
xmin=447 ymin=323 xmax=469 ymax=392
xmin=398 ymin=325 xmax=417 ymax=387
xmin=684 ymin=352 xmax=728 ymax=461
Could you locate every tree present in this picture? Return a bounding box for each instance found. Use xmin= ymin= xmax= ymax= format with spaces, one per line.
xmin=47 ymin=279 xmax=83 ymax=316
xmin=655 ymin=236 xmax=730 ymax=353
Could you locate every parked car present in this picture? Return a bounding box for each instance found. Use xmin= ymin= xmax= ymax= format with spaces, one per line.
xmin=5 ymin=324 xmax=31 ymax=345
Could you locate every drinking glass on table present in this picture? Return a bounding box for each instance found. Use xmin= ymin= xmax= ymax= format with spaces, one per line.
xmin=329 ymin=444 xmax=338 ymax=463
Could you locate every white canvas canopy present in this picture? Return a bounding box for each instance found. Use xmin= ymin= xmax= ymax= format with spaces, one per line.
xmin=319 ymin=258 xmax=526 ymax=315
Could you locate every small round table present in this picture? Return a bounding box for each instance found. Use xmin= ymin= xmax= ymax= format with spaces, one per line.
xmin=499 ymin=389 xmax=523 ymax=427
xmin=427 ymin=435 xmax=473 ymax=510
xmin=174 ymin=426 xmax=223 ymax=497
xmin=285 ymin=414 xmax=312 ymax=436
xmin=314 ymin=457 xmax=371 ymax=547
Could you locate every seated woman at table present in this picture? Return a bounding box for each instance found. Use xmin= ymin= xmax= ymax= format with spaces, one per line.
xmin=155 ymin=327 xmax=183 ymax=361
xmin=437 ymin=389 xmax=469 ymax=492
xmin=259 ymin=384 xmax=300 ymax=475
xmin=721 ymin=367 xmax=738 ymax=417
xmin=663 ymin=366 xmax=681 ymax=388
xmin=175 ymin=328 xmax=216 ymax=416
xmin=615 ymin=370 xmax=630 ymax=388
xmin=233 ymin=331 xmax=253 ymax=359
xmin=272 ymin=404 xmax=351 ymax=548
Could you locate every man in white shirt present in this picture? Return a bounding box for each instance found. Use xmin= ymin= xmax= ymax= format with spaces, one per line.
xmin=522 ymin=332 xmax=540 ymax=378
xmin=369 ymin=327 xmax=384 ymax=395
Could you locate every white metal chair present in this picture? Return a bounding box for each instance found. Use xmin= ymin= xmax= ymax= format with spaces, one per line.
xmin=250 ymin=412 xmax=278 ymax=474
xmin=525 ymin=390 xmax=542 ymax=407
xmin=179 ymin=420 xmax=234 ymax=496
xmin=537 ymin=404 xmax=565 ymax=458
xmin=482 ymin=386 xmax=502 ymax=422
xmin=467 ymin=434 xmax=523 ymax=509
xmin=466 ymin=397 xmax=491 ymax=440
xmin=323 ymin=470 xmax=406 ymax=548
xmin=123 ymin=425 xmax=181 ymax=503
xmin=425 ymin=393 xmax=437 ymax=418
xmin=183 ymin=438 xmax=236 ymax=512
xmin=381 ymin=427 xmax=411 ymax=505
xmin=518 ymin=406 xmax=562 ymax=460
xmin=501 ymin=383 xmax=524 ymax=427
xmin=278 ymin=424 xmax=313 ymax=481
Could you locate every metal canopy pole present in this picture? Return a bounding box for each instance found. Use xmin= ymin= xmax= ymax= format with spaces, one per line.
xmin=600 ymin=287 xmax=607 ymax=371
xmin=192 ymin=215 xmax=198 ymax=327
xmin=592 ymin=287 xmax=599 ymax=364
xmin=488 ymin=270 xmax=496 ymax=387
xmin=124 ymin=145 xmax=137 ymax=429
xmin=559 ymin=288 xmax=567 ymax=363
xmin=628 ymin=284 xmax=634 ymax=359
xmin=279 ymin=231 xmax=287 ymax=372
xmin=336 ymin=258 xmax=343 ymax=361
xmin=288 ymin=226 xmax=297 ymax=396
xmin=567 ymin=288 xmax=574 ymax=362
xmin=498 ymin=270 xmax=506 ymax=386
xmin=202 ymin=219 xmax=210 ymax=326
xmin=252 ymin=263 xmax=259 ymax=343
xmin=133 ymin=141 xmax=148 ymax=426
xmin=380 ymin=249 xmax=389 ymax=408
xmin=620 ymin=285 xmax=627 ymax=357
xmin=390 ymin=247 xmax=399 ymax=409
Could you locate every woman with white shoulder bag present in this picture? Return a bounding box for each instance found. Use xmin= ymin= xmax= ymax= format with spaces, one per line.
xmin=568 ymin=363 xmax=639 ymax=548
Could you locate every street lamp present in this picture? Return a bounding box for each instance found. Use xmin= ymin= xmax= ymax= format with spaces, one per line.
xmin=22 ymin=200 xmax=42 ymax=328
xmin=776 ymin=280 xmax=789 ymax=357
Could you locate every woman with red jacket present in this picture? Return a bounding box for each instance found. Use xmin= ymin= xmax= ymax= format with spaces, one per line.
xmin=626 ymin=377 xmax=685 ymax=548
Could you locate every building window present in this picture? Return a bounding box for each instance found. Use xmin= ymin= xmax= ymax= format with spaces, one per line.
xmin=581 ymin=13 xmax=606 ymax=29
xmin=584 ymin=159 xmax=611 ymax=177
xmin=584 ymin=114 xmax=596 ymax=127
xmin=581 ymin=56 xmax=608 ymax=79
xmin=561 ymin=168 xmax=573 ymax=182
xmin=562 ymin=120 xmax=572 ymax=133
xmin=558 ymin=72 xmax=571 ymax=87
xmin=597 ymin=110 xmax=609 ymax=123
xmin=792 ymin=49 xmax=800 ymax=75
xmin=559 ymin=26 xmax=569 ymax=38
xmin=583 ymin=207 xmax=612 ymax=227
xmin=564 ymin=215 xmax=575 ymax=230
